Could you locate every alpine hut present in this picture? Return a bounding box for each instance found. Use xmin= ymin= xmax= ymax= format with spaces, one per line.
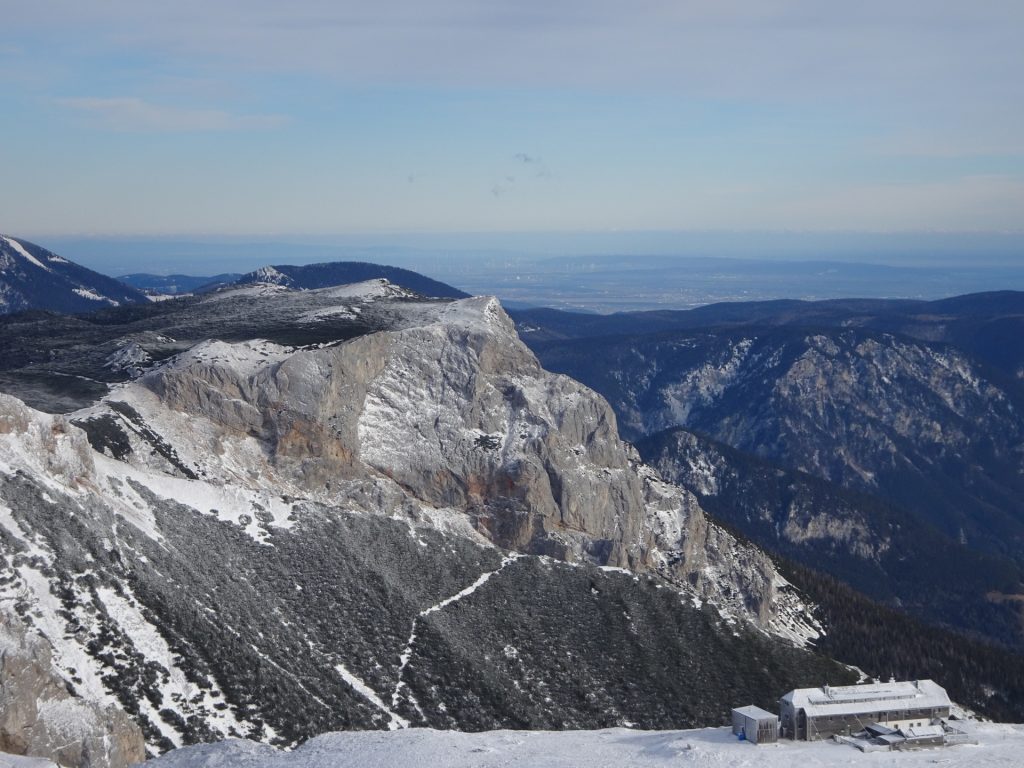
xmin=779 ymin=679 xmax=951 ymax=741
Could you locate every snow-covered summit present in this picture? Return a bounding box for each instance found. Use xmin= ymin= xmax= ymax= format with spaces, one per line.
xmin=248 ymin=265 xmax=289 ymax=285
xmin=317 ymin=278 xmax=415 ymax=300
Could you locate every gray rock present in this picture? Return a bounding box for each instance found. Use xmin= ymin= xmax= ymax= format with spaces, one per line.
xmin=130 ymin=297 xmax=803 ymax=631
xmin=0 ymin=614 xmax=145 ymax=768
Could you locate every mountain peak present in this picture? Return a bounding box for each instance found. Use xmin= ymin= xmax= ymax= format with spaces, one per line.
xmin=248 ymin=265 xmax=290 ymax=285
xmin=0 ymin=235 xmax=150 ymax=315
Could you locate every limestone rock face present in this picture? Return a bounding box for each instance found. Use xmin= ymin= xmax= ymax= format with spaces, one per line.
xmin=129 ymin=296 xmax=802 ymax=629
xmin=0 ymin=614 xmax=145 ymax=768
xmin=0 ymin=394 xmax=95 ymax=488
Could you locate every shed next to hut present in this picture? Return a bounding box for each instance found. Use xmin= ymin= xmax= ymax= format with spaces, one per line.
xmin=731 ymin=705 xmax=780 ymax=744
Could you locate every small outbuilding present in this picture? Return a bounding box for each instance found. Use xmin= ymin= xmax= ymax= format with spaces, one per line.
xmin=731 ymin=705 xmax=779 ymax=744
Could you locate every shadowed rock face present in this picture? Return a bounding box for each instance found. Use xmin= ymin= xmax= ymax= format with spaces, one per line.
xmin=0 ymin=614 xmax=145 ymax=768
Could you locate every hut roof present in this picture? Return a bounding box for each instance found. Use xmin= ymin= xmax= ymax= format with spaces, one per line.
xmin=732 ymin=705 xmax=777 ymax=720
xmin=780 ymin=680 xmax=950 ymax=718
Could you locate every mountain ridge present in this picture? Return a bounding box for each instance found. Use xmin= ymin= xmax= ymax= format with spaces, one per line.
xmin=233 ymin=261 xmax=469 ymax=299
xmin=0 ymin=286 xmax=852 ymax=766
xmin=0 ymin=236 xmax=149 ymax=315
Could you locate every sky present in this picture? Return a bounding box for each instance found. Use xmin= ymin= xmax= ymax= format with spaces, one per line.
xmin=2 ymin=2 xmax=1024 ymax=244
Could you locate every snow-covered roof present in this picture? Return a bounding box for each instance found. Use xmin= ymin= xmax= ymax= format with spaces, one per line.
xmin=732 ymin=705 xmax=777 ymax=721
xmin=904 ymin=725 xmax=945 ymax=740
xmin=781 ymin=680 xmax=950 ymax=718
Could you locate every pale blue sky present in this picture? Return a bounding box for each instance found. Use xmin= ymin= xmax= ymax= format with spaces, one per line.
xmin=2 ymin=1 xmax=1023 ymax=239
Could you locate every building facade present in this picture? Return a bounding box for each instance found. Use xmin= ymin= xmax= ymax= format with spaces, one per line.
xmin=779 ymin=680 xmax=951 ymax=741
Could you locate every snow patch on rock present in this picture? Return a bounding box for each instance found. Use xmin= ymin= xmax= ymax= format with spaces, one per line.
xmin=1 ymin=236 xmax=50 ymax=272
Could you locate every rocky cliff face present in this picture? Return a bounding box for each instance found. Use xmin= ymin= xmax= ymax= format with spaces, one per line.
xmin=532 ymin=327 xmax=1024 ymax=558
xmin=636 ymin=426 xmax=1024 ymax=644
xmin=528 ymin=321 xmax=1024 ymax=648
xmin=0 ymin=286 xmax=848 ymax=753
xmin=0 ymin=614 xmax=145 ymax=768
xmin=117 ymin=295 xmax=804 ymax=629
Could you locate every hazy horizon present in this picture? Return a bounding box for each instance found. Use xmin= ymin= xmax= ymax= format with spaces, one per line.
xmin=30 ymin=230 xmax=1024 ymax=275
xmin=20 ymin=230 xmax=1023 ymax=314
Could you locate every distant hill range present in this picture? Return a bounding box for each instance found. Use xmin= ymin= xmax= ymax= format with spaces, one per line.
xmin=0 ymin=233 xmax=467 ymax=317
xmin=119 ymin=273 xmax=243 ymax=295
xmin=120 ymin=262 xmax=469 ymax=300
xmin=232 ymin=262 xmax=469 ymax=298
xmin=0 ymin=235 xmax=149 ymax=314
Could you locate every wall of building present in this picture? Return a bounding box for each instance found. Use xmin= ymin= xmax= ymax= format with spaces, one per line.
xmin=804 ymin=707 xmax=949 ymax=741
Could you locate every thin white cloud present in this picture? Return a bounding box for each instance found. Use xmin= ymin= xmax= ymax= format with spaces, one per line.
xmin=12 ymin=1 xmax=1022 ymax=96
xmin=57 ymin=97 xmax=288 ymax=132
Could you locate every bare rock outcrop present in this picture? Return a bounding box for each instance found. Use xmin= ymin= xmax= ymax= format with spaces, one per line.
xmin=0 ymin=614 xmax=145 ymax=768
xmin=132 ymin=296 xmax=808 ymax=632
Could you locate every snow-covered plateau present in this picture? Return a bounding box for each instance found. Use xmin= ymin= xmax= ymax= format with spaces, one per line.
xmin=120 ymin=723 xmax=1024 ymax=768
xmin=8 ymin=724 xmax=1023 ymax=768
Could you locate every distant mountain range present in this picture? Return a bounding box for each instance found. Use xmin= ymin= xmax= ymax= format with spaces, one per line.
xmin=233 ymin=262 xmax=469 ymax=298
xmin=119 ymin=273 xmax=243 ymax=295
xmin=512 ymin=293 xmax=1024 ymax=650
xmin=0 ymin=235 xmax=149 ymax=314
xmin=120 ymin=264 xmax=471 ymax=301
xmin=1 ymin=235 xmax=468 ymax=317
xmin=120 ymin=263 xmax=469 ymax=299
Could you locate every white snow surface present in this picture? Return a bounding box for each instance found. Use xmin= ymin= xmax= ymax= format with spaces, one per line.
xmin=335 ymin=664 xmax=409 ymax=731
xmin=249 ymin=266 xmax=288 ymax=284
xmin=204 ymin=283 xmax=292 ymax=301
xmin=1 ymin=236 xmax=50 ymax=271
xmin=162 ymin=338 xmax=292 ymax=379
xmin=318 ymin=278 xmax=414 ymax=300
xmin=142 ymin=723 xmax=1024 ymax=768
xmin=72 ymin=286 xmax=117 ymax=304
xmin=298 ymin=280 xmax=418 ymax=321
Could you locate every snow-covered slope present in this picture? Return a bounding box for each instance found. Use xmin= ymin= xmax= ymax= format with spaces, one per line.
xmin=0 ymin=236 xmax=148 ymax=315
xmin=0 ymin=286 xmax=852 ymax=759
xmin=141 ymin=723 xmax=1024 ymax=768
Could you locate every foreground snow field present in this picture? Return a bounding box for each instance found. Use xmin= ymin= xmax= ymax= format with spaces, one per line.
xmin=134 ymin=724 xmax=1024 ymax=768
